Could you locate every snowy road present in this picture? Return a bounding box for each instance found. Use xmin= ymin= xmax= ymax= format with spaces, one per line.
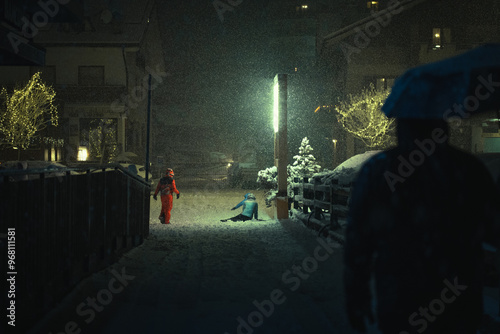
xmin=29 ymin=189 xmax=357 ymax=334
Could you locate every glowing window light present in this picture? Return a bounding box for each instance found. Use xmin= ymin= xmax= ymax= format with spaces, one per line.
xmin=301 ymin=5 xmax=308 ymax=9
xmin=432 ymin=28 xmax=442 ymax=50
xmin=274 ymin=80 xmax=279 ymax=133
xmin=78 ymin=146 xmax=88 ymax=161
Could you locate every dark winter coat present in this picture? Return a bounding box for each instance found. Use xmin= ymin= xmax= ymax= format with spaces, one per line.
xmin=344 ymin=119 xmax=500 ymax=333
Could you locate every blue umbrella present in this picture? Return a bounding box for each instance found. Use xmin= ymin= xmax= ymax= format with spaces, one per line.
xmin=382 ymin=44 xmax=500 ymax=119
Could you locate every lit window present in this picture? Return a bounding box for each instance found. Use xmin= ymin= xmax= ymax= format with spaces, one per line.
xmin=78 ymin=146 xmax=88 ymax=161
xmin=367 ymin=1 xmax=379 ymax=11
xmin=432 ymin=28 xmax=441 ymax=50
xmin=296 ymin=4 xmax=308 ymax=12
xmin=294 ymin=67 xmax=298 ymax=72
xmin=375 ymin=77 xmax=395 ymax=90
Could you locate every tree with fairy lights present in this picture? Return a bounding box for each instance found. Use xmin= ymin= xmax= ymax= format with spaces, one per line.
xmin=335 ymin=83 xmax=396 ymax=149
xmin=0 ymin=72 xmax=58 ymax=159
xmin=88 ymin=119 xmax=118 ymax=163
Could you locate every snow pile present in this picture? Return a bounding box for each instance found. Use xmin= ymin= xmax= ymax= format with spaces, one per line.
xmin=312 ymin=150 xmax=381 ymax=185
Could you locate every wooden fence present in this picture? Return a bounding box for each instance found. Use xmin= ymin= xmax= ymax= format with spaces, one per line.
xmin=0 ymin=164 xmax=150 ymax=331
xmin=291 ymin=177 xmax=352 ymax=237
xmin=291 ymin=176 xmax=500 ymax=318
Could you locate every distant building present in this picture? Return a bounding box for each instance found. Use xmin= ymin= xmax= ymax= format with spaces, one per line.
xmin=0 ymin=0 xmax=164 ymax=163
xmin=320 ymin=0 xmax=500 ymax=158
xmin=264 ymin=0 xmax=345 ymax=167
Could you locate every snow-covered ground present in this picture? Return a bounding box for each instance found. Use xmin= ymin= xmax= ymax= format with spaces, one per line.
xmin=28 ymin=188 xmax=353 ymax=334
xmin=28 ymin=188 xmax=499 ymax=334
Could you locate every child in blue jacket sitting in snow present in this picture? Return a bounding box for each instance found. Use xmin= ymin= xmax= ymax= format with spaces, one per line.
xmin=221 ymin=193 xmax=258 ymax=222
xmin=231 ymin=192 xmax=251 ymax=211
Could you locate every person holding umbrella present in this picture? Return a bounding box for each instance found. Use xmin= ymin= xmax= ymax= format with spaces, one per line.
xmin=344 ymin=44 xmax=500 ymax=334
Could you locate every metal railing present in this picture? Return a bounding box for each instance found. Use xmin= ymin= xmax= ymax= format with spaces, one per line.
xmin=0 ymin=164 xmax=150 ymax=331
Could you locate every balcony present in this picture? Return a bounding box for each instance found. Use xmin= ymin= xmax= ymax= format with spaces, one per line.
xmin=55 ymin=85 xmax=127 ymax=105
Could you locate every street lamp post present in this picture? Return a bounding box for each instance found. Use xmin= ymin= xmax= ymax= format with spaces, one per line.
xmin=332 ymin=139 xmax=337 ymax=169
xmin=274 ymin=74 xmax=288 ymax=220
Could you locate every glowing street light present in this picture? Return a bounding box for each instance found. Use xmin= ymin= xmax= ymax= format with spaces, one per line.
xmin=332 ymin=139 xmax=337 ymax=168
xmin=273 ymin=80 xmax=280 ymax=133
xmin=273 ymin=74 xmax=288 ymax=220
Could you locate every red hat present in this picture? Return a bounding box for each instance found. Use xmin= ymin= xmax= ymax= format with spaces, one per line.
xmin=165 ymin=168 xmax=174 ymax=177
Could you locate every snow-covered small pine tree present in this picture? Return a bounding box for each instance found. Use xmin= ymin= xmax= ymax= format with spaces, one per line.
xmin=292 ymin=137 xmax=321 ymax=178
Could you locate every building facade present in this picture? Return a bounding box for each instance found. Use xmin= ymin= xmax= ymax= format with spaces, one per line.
xmin=321 ymin=0 xmax=500 ymax=157
xmin=0 ymin=0 xmax=165 ymax=163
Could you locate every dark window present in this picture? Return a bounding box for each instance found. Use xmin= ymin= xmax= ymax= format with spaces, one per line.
xmin=364 ymin=76 xmax=395 ymax=90
xmin=78 ymin=66 xmax=105 ymax=86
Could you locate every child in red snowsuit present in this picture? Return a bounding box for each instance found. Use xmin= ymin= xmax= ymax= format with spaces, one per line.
xmin=153 ymin=168 xmax=180 ymax=224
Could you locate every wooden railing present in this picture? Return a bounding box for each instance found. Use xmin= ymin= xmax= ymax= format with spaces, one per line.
xmin=291 ymin=177 xmax=352 ymax=236
xmin=0 ymin=164 xmax=150 ymax=331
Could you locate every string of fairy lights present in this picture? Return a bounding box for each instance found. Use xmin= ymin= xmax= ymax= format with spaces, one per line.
xmin=332 ymin=84 xmax=395 ymax=149
xmin=0 ymin=72 xmax=59 ymax=150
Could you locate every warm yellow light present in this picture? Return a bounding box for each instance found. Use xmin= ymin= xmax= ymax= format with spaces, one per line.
xmin=0 ymin=72 xmax=58 ymax=151
xmin=301 ymin=5 xmax=308 ymax=9
xmin=332 ymin=139 xmax=337 ymax=143
xmin=435 ymin=33 xmax=440 ymax=38
xmin=78 ymin=146 xmax=88 ymax=161
xmin=273 ymin=80 xmax=279 ymax=133
xmin=314 ymin=106 xmax=321 ymax=113
xmin=294 ymin=67 xmax=298 ymax=72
